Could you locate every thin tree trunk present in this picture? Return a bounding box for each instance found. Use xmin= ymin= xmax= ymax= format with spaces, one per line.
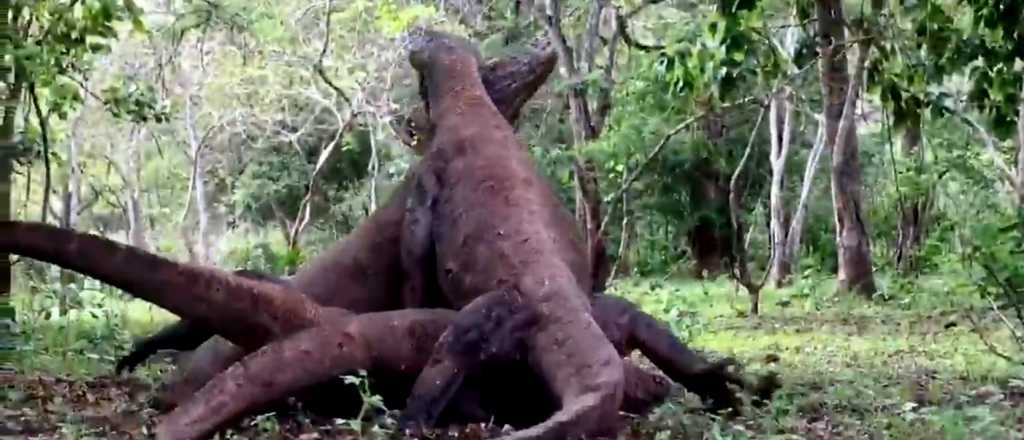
xmin=575 ymin=159 xmax=609 ymax=291
xmin=0 ymin=156 xmax=9 ymax=296
xmin=767 ymin=88 xmax=793 ymax=285
xmin=58 ymin=110 xmax=84 ymax=286
xmin=184 ymin=94 xmax=209 ymax=262
xmin=1017 ymin=94 xmax=1024 ymax=208
xmin=689 ymin=104 xmax=732 ymax=278
xmin=895 ymin=108 xmax=924 ymax=272
xmin=60 ymin=112 xmax=83 ymax=230
xmin=368 ymin=127 xmax=378 ymax=211
xmin=728 ymin=107 xmax=767 ymax=315
xmin=767 ymin=22 xmax=799 ymax=286
xmin=193 ymin=146 xmax=209 ymax=262
xmin=542 ymin=0 xmax=616 ymax=286
xmin=29 ymin=85 xmax=52 ymax=224
xmin=610 ymin=191 xmax=634 ymax=279
xmin=817 ymin=0 xmax=877 ymax=296
xmin=125 ymin=127 xmax=150 ymax=251
xmin=782 ymin=120 xmax=827 ymax=280
xmin=0 ymin=0 xmax=22 ymax=296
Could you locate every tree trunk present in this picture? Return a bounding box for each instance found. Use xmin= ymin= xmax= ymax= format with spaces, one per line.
xmin=610 ymin=191 xmax=634 ymax=279
xmin=817 ymin=0 xmax=877 ymax=296
xmin=767 ymin=22 xmax=800 ymax=286
xmin=60 ymin=112 xmax=83 ymax=230
xmin=125 ymin=127 xmax=150 ymax=251
xmin=0 ymin=158 xmax=10 ymax=296
xmin=894 ymin=109 xmax=924 ymax=272
xmin=767 ymin=89 xmax=794 ymax=286
xmin=192 ymin=141 xmax=210 ymax=262
xmin=780 ymin=121 xmax=827 ymax=282
xmin=0 ymin=0 xmax=21 ymax=296
xmin=28 ymin=85 xmax=53 ymax=225
xmin=184 ymin=95 xmax=209 ymax=262
xmin=689 ymin=107 xmax=732 ymax=278
xmin=543 ymin=0 xmax=615 ymax=287
xmin=1016 ymin=95 xmax=1024 ymax=208
xmin=728 ymin=108 xmax=767 ymax=315
xmin=368 ymin=128 xmax=379 ymax=212
xmin=58 ymin=111 xmax=84 ymax=287
xmin=575 ymin=159 xmax=609 ymax=291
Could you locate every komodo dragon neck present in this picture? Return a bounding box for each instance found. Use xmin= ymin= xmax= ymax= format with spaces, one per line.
xmin=421 ymin=53 xmax=505 ymax=131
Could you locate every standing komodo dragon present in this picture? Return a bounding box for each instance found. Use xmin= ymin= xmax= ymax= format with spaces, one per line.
xmin=137 ymin=45 xmax=564 ymax=408
xmin=396 ymin=29 xmax=625 ymax=439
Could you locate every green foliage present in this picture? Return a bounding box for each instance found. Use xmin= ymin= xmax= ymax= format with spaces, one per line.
xmin=337 ymin=369 xmax=394 ymax=435
xmin=374 ymin=0 xmax=439 ymax=36
xmin=221 ymin=233 xmax=303 ymax=276
xmin=100 ymin=76 xmax=169 ymax=123
xmin=655 ymin=3 xmax=780 ymax=104
xmin=14 ymin=0 xmax=149 ymax=124
xmin=959 ymin=205 xmax=1024 ymax=363
xmin=226 ymin=125 xmax=374 ymax=230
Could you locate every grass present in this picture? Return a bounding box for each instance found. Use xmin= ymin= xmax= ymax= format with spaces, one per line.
xmin=610 ymin=275 xmax=1024 ymax=439
xmin=4 ymin=272 xmax=1024 ymax=439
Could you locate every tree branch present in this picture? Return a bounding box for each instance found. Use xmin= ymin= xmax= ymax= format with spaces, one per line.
xmin=313 ymin=0 xmax=352 ymax=107
xmin=593 ymin=5 xmax=624 ymax=132
xmin=29 ymin=83 xmax=52 ymax=224
xmin=728 ymin=104 xmax=768 ymax=296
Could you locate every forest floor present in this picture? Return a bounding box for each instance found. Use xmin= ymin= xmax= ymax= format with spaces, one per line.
xmin=4 ymin=274 xmax=1024 ymax=439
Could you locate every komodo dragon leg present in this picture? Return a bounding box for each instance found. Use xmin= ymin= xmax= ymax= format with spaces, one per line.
xmin=590 ymin=294 xmax=749 ymax=413
xmin=155 ymin=290 xmax=534 ymax=440
xmin=145 ymin=45 xmax=560 ymax=410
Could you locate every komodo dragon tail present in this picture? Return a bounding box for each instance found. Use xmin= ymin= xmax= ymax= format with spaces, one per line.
xmin=480 ymin=41 xmax=557 ymax=124
xmin=0 ymin=221 xmax=320 ymax=349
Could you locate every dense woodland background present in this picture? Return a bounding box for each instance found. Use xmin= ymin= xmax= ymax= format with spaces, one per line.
xmin=3 ymin=0 xmax=1024 ymax=438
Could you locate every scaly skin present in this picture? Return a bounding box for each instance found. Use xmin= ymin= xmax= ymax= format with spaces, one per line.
xmin=155 ymin=290 xmax=685 ymax=440
xmin=0 ymin=222 xmax=323 ymax=349
xmin=402 ymin=29 xmax=623 ymax=440
xmin=138 ymin=46 xmax=559 ymax=408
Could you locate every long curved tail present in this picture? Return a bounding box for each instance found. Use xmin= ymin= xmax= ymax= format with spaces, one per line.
xmin=0 ymin=221 xmax=320 ymax=348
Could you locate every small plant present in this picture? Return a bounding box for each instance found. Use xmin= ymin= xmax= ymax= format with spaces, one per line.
xmin=247 ymin=413 xmax=281 ymax=435
xmin=335 ymin=369 xmax=391 ymax=435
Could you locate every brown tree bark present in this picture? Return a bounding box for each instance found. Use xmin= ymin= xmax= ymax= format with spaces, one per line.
xmin=817 ymin=0 xmax=877 ymax=296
